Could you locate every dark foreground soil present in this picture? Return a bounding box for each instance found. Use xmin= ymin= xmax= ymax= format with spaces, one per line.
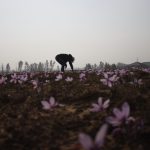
xmin=0 ymin=70 xmax=150 ymax=150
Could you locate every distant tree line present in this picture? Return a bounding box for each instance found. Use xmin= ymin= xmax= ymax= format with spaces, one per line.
xmin=0 ymin=60 xmax=132 ymax=74
xmin=84 ymin=61 xmax=121 ymax=70
xmin=0 ymin=60 xmax=55 ymax=73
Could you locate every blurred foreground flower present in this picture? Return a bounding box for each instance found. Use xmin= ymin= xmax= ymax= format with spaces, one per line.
xmin=90 ymin=97 xmax=110 ymax=112
xmin=79 ymin=124 xmax=108 ymax=150
xmin=41 ymin=97 xmax=64 ymax=110
xmin=106 ymin=102 xmax=135 ymax=127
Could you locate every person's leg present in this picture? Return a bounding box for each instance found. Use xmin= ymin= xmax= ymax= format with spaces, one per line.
xmin=61 ymin=65 xmax=65 ymax=72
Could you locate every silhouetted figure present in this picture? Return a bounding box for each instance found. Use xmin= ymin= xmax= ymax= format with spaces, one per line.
xmin=55 ymin=54 xmax=75 ymax=72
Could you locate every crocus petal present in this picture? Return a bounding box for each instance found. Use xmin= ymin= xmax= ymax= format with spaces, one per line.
xmin=122 ymin=102 xmax=130 ymax=118
xmin=106 ymin=116 xmax=121 ymax=126
xmin=95 ymin=124 xmax=108 ymax=148
xmin=49 ymin=97 xmax=55 ymax=106
xmin=126 ymin=116 xmax=135 ymax=124
xmin=41 ymin=101 xmax=50 ymax=110
xmin=79 ymin=133 xmax=94 ymax=150
xmin=108 ymin=81 xmax=112 ymax=87
xmin=98 ymin=97 xmax=102 ymax=106
xmin=104 ymin=73 xmax=108 ymax=79
xmin=58 ymin=104 xmax=65 ymax=107
xmin=92 ymin=103 xmax=99 ymax=108
xmin=109 ymin=75 xmax=116 ymax=82
xmin=103 ymin=99 xmax=110 ymax=109
xmin=113 ymin=108 xmax=123 ymax=120
xmin=90 ymin=107 xmax=100 ymax=112
xmin=91 ymin=103 xmax=100 ymax=110
xmin=100 ymin=79 xmax=107 ymax=85
xmin=55 ymin=78 xmax=60 ymax=81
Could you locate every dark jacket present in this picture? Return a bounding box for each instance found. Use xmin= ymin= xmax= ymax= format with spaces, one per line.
xmin=55 ymin=54 xmax=74 ymax=71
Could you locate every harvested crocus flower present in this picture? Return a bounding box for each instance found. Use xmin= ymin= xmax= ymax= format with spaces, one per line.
xmin=79 ymin=124 xmax=108 ymax=150
xmin=90 ymin=97 xmax=110 ymax=112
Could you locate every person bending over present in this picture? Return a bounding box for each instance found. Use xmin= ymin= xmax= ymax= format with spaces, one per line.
xmin=55 ymin=54 xmax=75 ymax=72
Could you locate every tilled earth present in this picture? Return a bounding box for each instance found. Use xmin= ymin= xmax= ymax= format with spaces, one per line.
xmin=0 ymin=70 xmax=150 ymax=150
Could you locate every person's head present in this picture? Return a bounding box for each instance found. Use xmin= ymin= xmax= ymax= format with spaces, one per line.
xmin=68 ymin=54 xmax=75 ymax=63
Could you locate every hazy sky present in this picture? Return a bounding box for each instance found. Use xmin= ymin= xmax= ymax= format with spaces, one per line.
xmin=0 ymin=0 xmax=150 ymax=69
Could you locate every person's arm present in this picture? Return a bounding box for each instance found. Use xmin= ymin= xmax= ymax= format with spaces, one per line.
xmin=69 ymin=61 xmax=73 ymax=71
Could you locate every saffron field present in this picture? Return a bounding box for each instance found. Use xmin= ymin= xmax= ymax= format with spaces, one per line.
xmin=0 ymin=68 xmax=150 ymax=150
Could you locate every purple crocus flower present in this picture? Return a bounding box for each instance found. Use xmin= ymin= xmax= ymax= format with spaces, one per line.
xmin=79 ymin=72 xmax=86 ymax=81
xmin=65 ymin=77 xmax=73 ymax=82
xmin=18 ymin=74 xmax=28 ymax=84
xmin=41 ymin=97 xmax=64 ymax=110
xmin=79 ymin=124 xmax=108 ymax=150
xmin=118 ymin=69 xmax=128 ymax=76
xmin=10 ymin=73 xmax=18 ymax=84
xmin=32 ymin=80 xmax=38 ymax=89
xmin=134 ymin=78 xmax=143 ymax=86
xmin=100 ymin=73 xmax=119 ymax=87
xmin=142 ymin=68 xmax=150 ymax=73
xmin=0 ymin=76 xmax=7 ymax=84
xmin=106 ymin=102 xmax=135 ymax=127
xmin=55 ymin=74 xmax=63 ymax=81
xmin=90 ymin=97 xmax=110 ymax=112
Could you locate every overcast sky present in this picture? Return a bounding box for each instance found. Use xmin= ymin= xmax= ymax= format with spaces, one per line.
xmin=0 ymin=0 xmax=150 ymax=69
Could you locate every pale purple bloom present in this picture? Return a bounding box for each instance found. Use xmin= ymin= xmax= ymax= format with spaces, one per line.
xmin=44 ymin=73 xmax=49 ymax=78
xmin=96 ymin=70 xmax=102 ymax=76
xmin=0 ymin=76 xmax=7 ymax=84
xmin=18 ymin=74 xmax=28 ymax=84
xmin=90 ymin=97 xmax=110 ymax=112
xmin=106 ymin=102 xmax=135 ymax=127
xmin=118 ymin=69 xmax=127 ymax=76
xmin=79 ymin=73 xmax=86 ymax=81
xmin=142 ymin=68 xmax=150 ymax=73
xmin=55 ymin=74 xmax=63 ymax=81
xmin=65 ymin=77 xmax=73 ymax=82
xmin=32 ymin=80 xmax=38 ymax=89
xmin=130 ymin=78 xmax=143 ymax=87
xmin=41 ymin=97 xmax=64 ymax=110
xmin=30 ymin=73 xmax=35 ymax=78
xmin=10 ymin=73 xmax=18 ymax=84
xmin=107 ymin=71 xmax=114 ymax=76
xmin=45 ymin=80 xmax=50 ymax=83
xmin=134 ymin=78 xmax=143 ymax=85
xmin=100 ymin=73 xmax=119 ymax=87
xmin=79 ymin=124 xmax=108 ymax=150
